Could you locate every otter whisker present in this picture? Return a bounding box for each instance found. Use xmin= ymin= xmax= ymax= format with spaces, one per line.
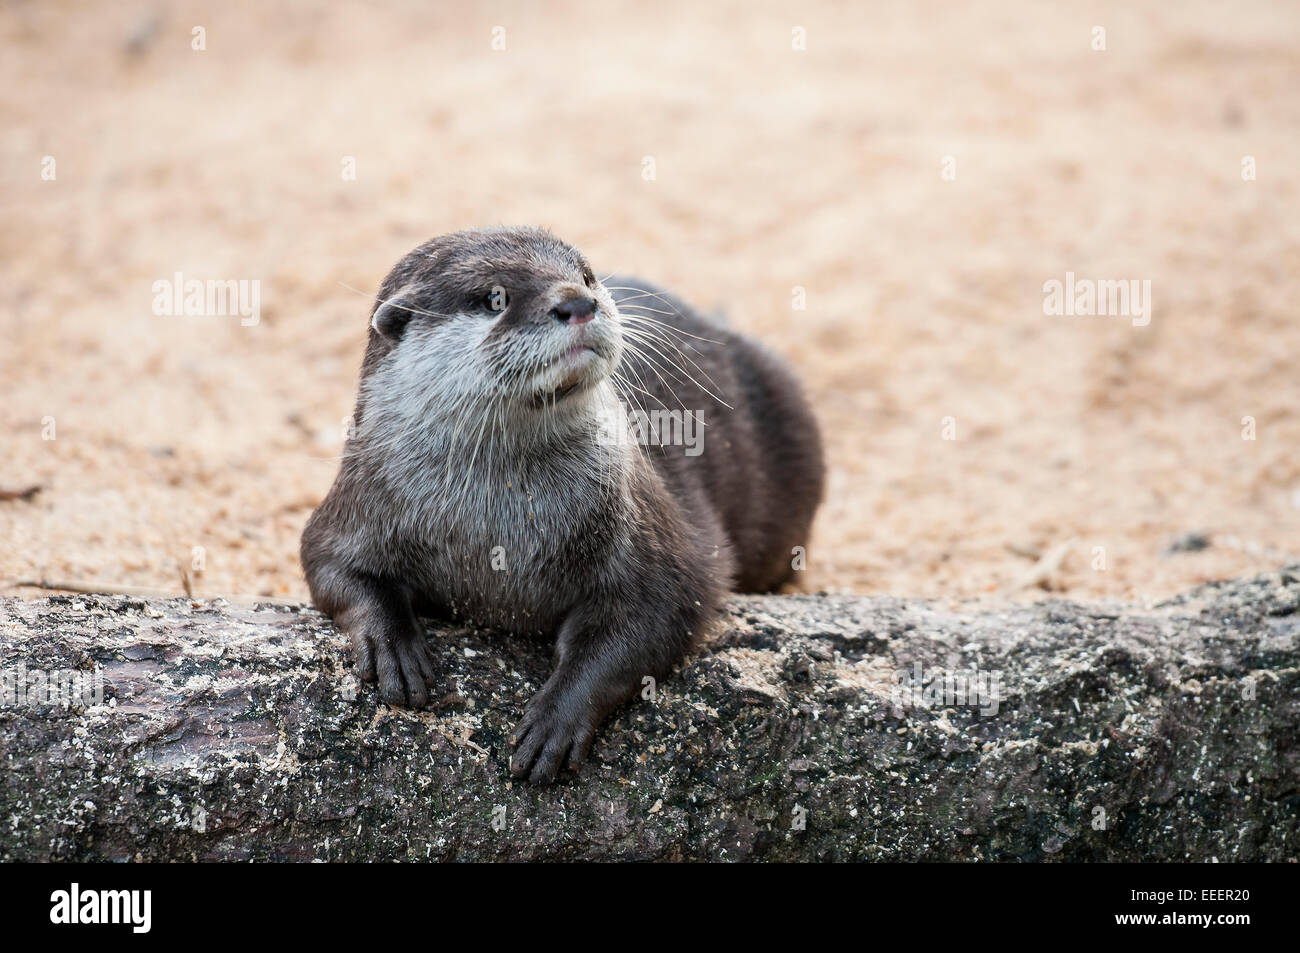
xmin=617 ymin=337 xmax=693 ymax=413
xmin=615 ymin=304 xmax=727 ymax=345
xmin=612 ymin=363 xmax=669 ymax=419
xmin=609 ymin=297 xmax=678 ymax=316
xmin=602 ymin=286 xmax=680 ymax=310
xmin=618 ymin=314 xmax=728 ymax=394
xmin=618 ymin=326 xmax=732 ymax=410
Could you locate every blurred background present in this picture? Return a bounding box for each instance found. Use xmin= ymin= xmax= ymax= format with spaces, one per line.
xmin=2 ymin=0 xmax=1297 ymax=603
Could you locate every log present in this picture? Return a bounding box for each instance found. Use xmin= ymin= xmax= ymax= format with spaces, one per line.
xmin=1 ymin=569 xmax=1298 ymax=862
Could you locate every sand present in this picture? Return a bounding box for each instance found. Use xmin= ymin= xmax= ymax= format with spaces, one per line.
xmin=2 ymin=0 xmax=1298 ymax=605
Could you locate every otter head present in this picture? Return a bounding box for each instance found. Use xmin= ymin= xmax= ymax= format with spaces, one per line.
xmin=363 ymin=228 xmax=624 ymax=434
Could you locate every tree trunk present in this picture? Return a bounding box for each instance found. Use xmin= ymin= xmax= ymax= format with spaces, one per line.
xmin=2 ymin=569 xmax=1298 ymax=861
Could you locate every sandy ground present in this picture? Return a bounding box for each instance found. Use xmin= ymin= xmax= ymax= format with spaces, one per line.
xmin=2 ymin=0 xmax=1298 ymax=605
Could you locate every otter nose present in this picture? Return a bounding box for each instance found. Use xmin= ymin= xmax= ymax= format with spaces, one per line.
xmin=551 ymin=297 xmax=597 ymax=324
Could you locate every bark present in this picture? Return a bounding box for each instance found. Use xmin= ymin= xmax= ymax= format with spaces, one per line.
xmin=1 ymin=568 xmax=1298 ymax=861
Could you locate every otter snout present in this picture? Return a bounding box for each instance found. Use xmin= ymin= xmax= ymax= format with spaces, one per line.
xmin=551 ymin=295 xmax=598 ymax=324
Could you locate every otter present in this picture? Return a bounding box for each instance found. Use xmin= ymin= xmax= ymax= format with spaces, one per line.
xmin=301 ymin=227 xmax=824 ymax=783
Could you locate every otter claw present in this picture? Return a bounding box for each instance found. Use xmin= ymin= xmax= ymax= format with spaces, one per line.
xmin=510 ymin=691 xmax=598 ymax=784
xmin=355 ymin=628 xmax=436 ymax=709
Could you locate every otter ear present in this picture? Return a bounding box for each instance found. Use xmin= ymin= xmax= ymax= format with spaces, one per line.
xmin=371 ymin=296 xmax=415 ymax=341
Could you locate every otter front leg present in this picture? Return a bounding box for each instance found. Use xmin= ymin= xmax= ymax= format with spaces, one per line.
xmin=311 ymin=567 xmax=438 ymax=708
xmin=510 ymin=599 xmax=700 ymax=784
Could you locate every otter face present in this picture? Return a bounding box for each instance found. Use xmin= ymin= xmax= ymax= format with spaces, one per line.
xmin=365 ymin=227 xmax=624 ymax=424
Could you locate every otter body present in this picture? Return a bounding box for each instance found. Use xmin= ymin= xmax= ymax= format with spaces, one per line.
xmin=302 ymin=227 xmax=823 ymax=782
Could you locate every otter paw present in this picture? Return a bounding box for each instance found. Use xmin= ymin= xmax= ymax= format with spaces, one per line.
xmin=509 ymin=690 xmax=599 ymax=784
xmin=353 ymin=626 xmax=437 ymax=709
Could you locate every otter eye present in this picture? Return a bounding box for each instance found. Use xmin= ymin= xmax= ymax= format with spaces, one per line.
xmin=480 ymin=287 xmax=509 ymax=314
xmin=581 ymin=267 xmax=596 ymax=288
